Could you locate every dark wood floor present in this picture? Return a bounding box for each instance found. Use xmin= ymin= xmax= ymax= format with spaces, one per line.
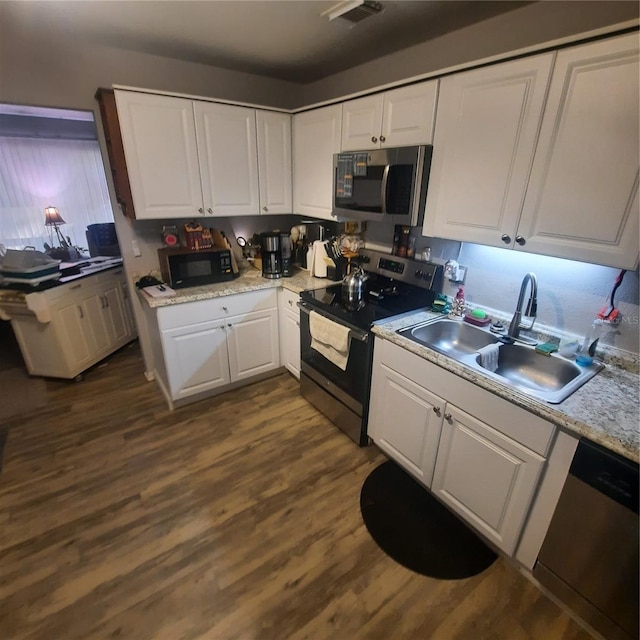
xmin=0 ymin=342 xmax=593 ymax=639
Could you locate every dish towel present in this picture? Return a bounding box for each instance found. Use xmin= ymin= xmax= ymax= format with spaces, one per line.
xmin=477 ymin=343 xmax=500 ymax=373
xmin=309 ymin=310 xmax=351 ymax=371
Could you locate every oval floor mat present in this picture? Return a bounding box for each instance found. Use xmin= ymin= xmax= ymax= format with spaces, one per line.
xmin=360 ymin=460 xmax=497 ymax=579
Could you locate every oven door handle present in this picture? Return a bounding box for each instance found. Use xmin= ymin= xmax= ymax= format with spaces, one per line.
xmin=297 ymin=301 xmax=369 ymax=342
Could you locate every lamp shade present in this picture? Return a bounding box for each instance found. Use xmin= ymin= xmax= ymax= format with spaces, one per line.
xmin=44 ymin=206 xmax=66 ymax=227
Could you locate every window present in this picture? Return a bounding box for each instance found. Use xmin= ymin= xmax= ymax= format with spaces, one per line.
xmin=0 ymin=104 xmax=114 ymax=252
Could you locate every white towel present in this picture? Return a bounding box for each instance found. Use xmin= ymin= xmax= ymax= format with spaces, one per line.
xmin=309 ymin=310 xmax=351 ymax=370
xmin=477 ymin=343 xmax=500 ymax=373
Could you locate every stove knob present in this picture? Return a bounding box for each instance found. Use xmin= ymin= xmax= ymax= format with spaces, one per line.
xmin=415 ymin=269 xmax=424 ymax=279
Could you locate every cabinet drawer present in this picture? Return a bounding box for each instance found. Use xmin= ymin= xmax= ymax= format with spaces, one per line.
xmin=378 ymin=338 xmax=555 ymax=457
xmin=157 ymin=288 xmax=278 ymax=330
xmin=278 ymin=287 xmax=300 ymax=316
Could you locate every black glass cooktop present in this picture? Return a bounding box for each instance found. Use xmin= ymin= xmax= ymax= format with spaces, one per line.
xmin=300 ymin=274 xmax=435 ymax=331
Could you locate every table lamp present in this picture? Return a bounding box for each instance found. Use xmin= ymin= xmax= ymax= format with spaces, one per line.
xmin=44 ymin=206 xmax=69 ymax=248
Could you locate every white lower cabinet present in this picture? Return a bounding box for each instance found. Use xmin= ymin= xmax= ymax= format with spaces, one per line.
xmin=155 ymin=289 xmax=280 ymax=403
xmin=368 ymin=337 xmax=552 ymax=556
xmin=277 ymin=288 xmax=300 ymax=379
xmin=1 ymin=268 xmax=136 ymax=379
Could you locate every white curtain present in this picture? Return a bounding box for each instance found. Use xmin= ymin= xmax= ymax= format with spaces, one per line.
xmin=0 ymin=137 xmax=114 ymax=251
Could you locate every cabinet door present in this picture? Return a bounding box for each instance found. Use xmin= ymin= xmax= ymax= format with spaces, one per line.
xmin=162 ymin=321 xmax=230 ymax=400
xmin=226 ymin=308 xmax=279 ymax=382
xmin=423 ymin=54 xmax=553 ymax=246
xmin=102 ymin=284 xmax=129 ymax=347
xmin=293 ymin=105 xmax=342 ymax=220
xmin=280 ymin=308 xmax=300 ymax=379
xmin=194 ymin=102 xmax=260 ymax=216
xmin=341 ymin=94 xmax=384 ymax=151
xmin=381 ymin=81 xmax=438 ymax=147
xmin=56 ymin=301 xmax=95 ymax=372
xmin=432 ymin=404 xmax=544 ymax=555
xmin=119 ymin=281 xmax=137 ymax=339
xmin=256 ymin=110 xmax=292 ymax=214
xmin=368 ymin=363 xmax=443 ymax=487
xmin=518 ymin=34 xmax=639 ymax=268
xmin=80 ymin=292 xmax=111 ymax=355
xmin=115 ymin=91 xmax=204 ymax=219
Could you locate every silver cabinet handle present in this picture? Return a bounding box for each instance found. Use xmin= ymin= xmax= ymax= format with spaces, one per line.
xmin=100 ymin=295 xmax=105 ymax=309
xmin=444 ymin=413 xmax=453 ymax=423
xmin=501 ymin=234 xmax=511 ymax=244
xmin=198 ymin=207 xmax=204 ymax=214
xmin=77 ymin=305 xmax=84 ymax=319
xmin=371 ymin=136 xmax=378 ymax=143
xmin=296 ymin=320 xmax=300 ymax=327
xmin=433 ymin=406 xmax=441 ymax=416
xmin=380 ymin=135 xmax=386 ymax=143
xmin=104 ymin=296 xmax=109 ymax=308
xmin=288 ymin=299 xmax=293 ymax=306
xmin=263 ymin=206 xmax=268 ymax=212
xmin=515 ymin=235 xmax=526 ymax=246
xmin=207 ymin=208 xmax=212 ymax=214
xmin=70 ymin=284 xmax=82 ymax=290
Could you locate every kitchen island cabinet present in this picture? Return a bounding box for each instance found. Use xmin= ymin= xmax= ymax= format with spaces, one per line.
xmin=369 ymin=338 xmax=550 ymax=556
xmin=0 ymin=266 xmax=136 ymax=380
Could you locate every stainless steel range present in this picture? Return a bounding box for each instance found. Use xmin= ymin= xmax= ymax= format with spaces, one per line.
xmin=299 ymin=249 xmax=443 ymax=446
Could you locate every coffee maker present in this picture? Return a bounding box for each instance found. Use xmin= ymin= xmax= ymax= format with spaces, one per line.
xmin=280 ymin=232 xmax=292 ymax=277
xmin=261 ymin=232 xmax=282 ymax=279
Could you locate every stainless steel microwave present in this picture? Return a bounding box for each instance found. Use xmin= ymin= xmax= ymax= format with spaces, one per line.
xmin=332 ymin=145 xmax=433 ymax=225
xmin=158 ymin=246 xmax=238 ymax=289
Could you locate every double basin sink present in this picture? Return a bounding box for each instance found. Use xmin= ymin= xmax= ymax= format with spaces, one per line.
xmin=397 ymin=318 xmax=604 ymax=404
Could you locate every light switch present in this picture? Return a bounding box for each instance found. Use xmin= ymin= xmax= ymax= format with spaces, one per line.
xmin=131 ymin=239 xmax=141 ymax=257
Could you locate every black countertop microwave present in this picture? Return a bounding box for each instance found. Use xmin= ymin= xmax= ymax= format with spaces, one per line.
xmin=158 ymin=247 xmax=238 ymax=289
xmin=332 ymin=145 xmax=433 ymax=225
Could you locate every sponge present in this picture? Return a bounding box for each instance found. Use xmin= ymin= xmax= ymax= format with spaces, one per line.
xmin=535 ymin=342 xmax=558 ymax=356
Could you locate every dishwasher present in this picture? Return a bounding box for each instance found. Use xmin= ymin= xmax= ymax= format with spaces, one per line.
xmin=533 ymin=438 xmax=639 ymax=640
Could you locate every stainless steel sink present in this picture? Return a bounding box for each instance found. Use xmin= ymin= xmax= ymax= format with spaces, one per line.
xmin=473 ymin=343 xmax=603 ymax=403
xmin=398 ymin=318 xmax=500 ymax=360
xmin=396 ymin=318 xmax=603 ymax=404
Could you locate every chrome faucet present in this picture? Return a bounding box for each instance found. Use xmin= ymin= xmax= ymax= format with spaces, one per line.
xmin=507 ymin=273 xmax=538 ymax=342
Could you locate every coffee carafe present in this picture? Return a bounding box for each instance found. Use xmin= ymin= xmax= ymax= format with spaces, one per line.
xmin=261 ymin=232 xmax=282 ymax=279
xmin=280 ymin=232 xmax=292 ymax=277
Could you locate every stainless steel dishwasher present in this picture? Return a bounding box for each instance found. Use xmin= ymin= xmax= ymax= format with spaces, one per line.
xmin=533 ymin=438 xmax=639 ymax=640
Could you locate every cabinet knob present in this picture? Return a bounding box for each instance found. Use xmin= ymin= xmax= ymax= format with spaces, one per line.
xmin=77 ymin=305 xmax=84 ymax=319
xmin=296 ymin=321 xmax=300 ymax=327
xmin=227 ymin=323 xmax=232 ymax=328
xmin=432 ymin=406 xmax=441 ymax=416
xmin=444 ymin=413 xmax=453 ymax=423
xmin=198 ymin=207 xmax=204 ymax=214
xmin=288 ymin=300 xmax=293 ymax=306
xmin=379 ymin=135 xmax=386 ymax=143
xmin=515 ymin=235 xmax=526 ymax=246
xmin=207 ymin=208 xmax=213 ymax=214
xmin=501 ymin=234 xmax=511 ymax=244
xmin=263 ymin=206 xmax=268 ymax=212
xmin=222 ymin=306 xmax=228 ymax=312
xmin=371 ymin=136 xmax=378 ymax=143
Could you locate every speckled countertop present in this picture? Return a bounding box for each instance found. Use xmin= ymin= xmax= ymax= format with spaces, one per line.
xmin=138 ymin=266 xmax=329 ymax=308
xmin=373 ymin=310 xmax=640 ymax=464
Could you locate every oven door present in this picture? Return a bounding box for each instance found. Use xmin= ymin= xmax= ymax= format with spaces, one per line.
xmin=298 ymin=301 xmax=373 ymax=445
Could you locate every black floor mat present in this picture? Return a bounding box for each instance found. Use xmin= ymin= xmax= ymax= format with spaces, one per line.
xmin=360 ymin=460 xmax=497 ymax=579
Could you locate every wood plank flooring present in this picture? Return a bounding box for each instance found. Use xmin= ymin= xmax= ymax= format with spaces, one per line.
xmin=0 ymin=342 xmax=593 ymax=640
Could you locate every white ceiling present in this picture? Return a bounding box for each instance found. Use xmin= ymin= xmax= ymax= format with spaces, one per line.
xmin=3 ymin=0 xmax=534 ymax=83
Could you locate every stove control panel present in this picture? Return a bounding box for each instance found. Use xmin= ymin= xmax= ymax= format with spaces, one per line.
xmin=360 ymin=249 xmax=443 ymax=292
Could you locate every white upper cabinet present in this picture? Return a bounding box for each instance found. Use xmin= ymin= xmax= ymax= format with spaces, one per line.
xmin=256 ymin=110 xmax=293 ymax=215
xmin=341 ymin=81 xmax=438 ymax=151
xmin=293 ymin=104 xmax=342 ymax=220
xmin=517 ymin=33 xmax=639 ymax=269
xmin=194 ymin=102 xmax=260 ymax=217
xmin=422 ymin=54 xmax=554 ymax=247
xmin=115 ymin=91 xmax=204 ymax=219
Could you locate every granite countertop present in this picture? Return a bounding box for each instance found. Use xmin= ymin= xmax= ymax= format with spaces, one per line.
xmin=373 ymin=311 xmax=640 ymax=463
xmin=138 ymin=266 xmax=330 ymax=308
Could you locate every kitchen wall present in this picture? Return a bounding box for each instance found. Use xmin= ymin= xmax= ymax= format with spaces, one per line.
xmin=296 ymin=1 xmax=639 ymax=108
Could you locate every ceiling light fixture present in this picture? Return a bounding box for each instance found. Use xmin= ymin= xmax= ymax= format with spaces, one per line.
xmin=322 ymin=0 xmax=383 ymax=24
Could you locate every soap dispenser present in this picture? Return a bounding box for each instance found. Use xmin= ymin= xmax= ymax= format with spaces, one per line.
xmin=450 ymin=287 xmax=466 ymax=318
